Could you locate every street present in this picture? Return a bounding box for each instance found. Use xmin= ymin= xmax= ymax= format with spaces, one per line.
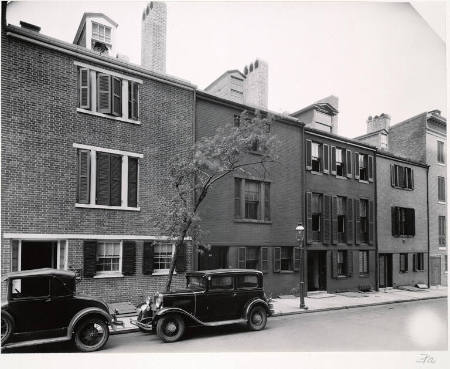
xmin=5 ymin=298 xmax=447 ymax=353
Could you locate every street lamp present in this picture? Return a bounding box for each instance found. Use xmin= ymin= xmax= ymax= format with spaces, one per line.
xmin=296 ymin=223 xmax=308 ymax=310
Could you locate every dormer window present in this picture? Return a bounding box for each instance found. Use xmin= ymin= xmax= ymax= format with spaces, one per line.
xmin=92 ymin=22 xmax=112 ymax=44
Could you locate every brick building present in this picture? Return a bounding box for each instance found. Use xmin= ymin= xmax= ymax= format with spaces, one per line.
xmin=194 ymin=91 xmax=305 ymax=296
xmin=1 ymin=15 xmax=195 ymax=304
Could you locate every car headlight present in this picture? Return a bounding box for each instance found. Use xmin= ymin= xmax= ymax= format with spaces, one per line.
xmin=145 ymin=296 xmax=151 ymax=305
xmin=155 ymin=293 xmax=163 ymax=309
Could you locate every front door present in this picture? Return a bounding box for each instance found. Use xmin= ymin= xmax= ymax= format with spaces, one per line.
xmin=430 ymin=256 xmax=441 ymax=285
xmin=21 ymin=241 xmax=57 ymax=270
xmin=198 ymin=246 xmax=229 ymax=270
xmin=379 ymin=254 xmax=393 ymax=288
xmin=307 ymin=251 xmax=327 ymax=291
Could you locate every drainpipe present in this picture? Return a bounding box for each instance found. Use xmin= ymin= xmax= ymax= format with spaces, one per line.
xmin=374 ymin=151 xmax=379 ymax=291
xmin=192 ymin=88 xmax=197 ymax=271
xmin=2 ymin=2 xmax=7 ymax=29
xmin=426 ymin=165 xmax=430 ymax=288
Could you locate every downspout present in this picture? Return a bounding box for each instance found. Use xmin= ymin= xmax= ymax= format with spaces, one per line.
xmin=301 ymin=123 xmax=307 ymax=293
xmin=426 ymin=165 xmax=430 ymax=287
xmin=374 ymin=151 xmax=379 ymax=291
xmin=192 ymin=89 xmax=197 ymax=271
xmin=2 ymin=2 xmax=7 ymax=29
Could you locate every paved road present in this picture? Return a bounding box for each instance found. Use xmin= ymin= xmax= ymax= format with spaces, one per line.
xmin=5 ymin=298 xmax=447 ymax=353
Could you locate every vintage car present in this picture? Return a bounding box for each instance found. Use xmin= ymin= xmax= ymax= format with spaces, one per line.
xmin=132 ymin=269 xmax=274 ymax=342
xmin=1 ymin=268 xmax=122 ymax=352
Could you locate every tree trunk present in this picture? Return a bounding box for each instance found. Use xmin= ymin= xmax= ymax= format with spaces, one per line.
xmin=165 ymin=222 xmax=189 ymax=292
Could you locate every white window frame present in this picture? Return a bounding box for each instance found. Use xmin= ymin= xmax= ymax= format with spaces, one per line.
xmin=11 ymin=240 xmax=69 ymax=272
xmin=95 ymin=241 xmax=123 ymax=277
xmin=152 ymin=243 xmax=176 ymax=275
xmin=92 ymin=21 xmax=112 ymax=45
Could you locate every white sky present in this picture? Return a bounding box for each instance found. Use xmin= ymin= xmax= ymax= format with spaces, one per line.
xmin=6 ymin=0 xmax=446 ymax=138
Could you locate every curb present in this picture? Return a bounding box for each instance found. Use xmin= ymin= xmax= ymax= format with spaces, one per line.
xmin=271 ymin=295 xmax=447 ymax=317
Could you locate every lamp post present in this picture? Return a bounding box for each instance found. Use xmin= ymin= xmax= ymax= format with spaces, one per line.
xmin=296 ymin=223 xmax=307 ymax=309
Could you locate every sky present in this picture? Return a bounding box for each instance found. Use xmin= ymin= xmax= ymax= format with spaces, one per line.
xmin=6 ymin=1 xmax=446 ymax=139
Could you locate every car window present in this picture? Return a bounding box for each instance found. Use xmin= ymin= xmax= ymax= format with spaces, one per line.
xmin=11 ymin=277 xmax=50 ymax=299
xmin=210 ymin=276 xmax=233 ymax=290
xmin=52 ymin=277 xmax=74 ymax=297
xmin=236 ymin=275 xmax=259 ymax=289
xmin=186 ymin=276 xmax=206 ymax=290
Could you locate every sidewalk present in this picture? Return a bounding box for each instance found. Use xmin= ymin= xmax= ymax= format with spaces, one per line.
xmin=109 ymin=286 xmax=448 ymax=335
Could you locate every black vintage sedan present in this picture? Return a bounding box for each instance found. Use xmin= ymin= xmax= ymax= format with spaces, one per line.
xmin=1 ymin=268 xmax=122 ymax=352
xmin=132 ymin=269 xmax=274 ymax=342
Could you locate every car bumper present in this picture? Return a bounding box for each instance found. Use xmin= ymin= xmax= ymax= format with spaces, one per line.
xmin=130 ymin=318 xmax=153 ymax=331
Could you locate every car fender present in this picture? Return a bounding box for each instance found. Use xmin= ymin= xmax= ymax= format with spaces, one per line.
xmin=154 ymin=307 xmax=203 ymax=326
xmin=68 ymin=307 xmax=113 ymax=335
xmin=243 ymin=298 xmax=270 ymax=319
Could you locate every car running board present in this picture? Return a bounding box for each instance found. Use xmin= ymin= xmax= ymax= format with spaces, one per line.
xmin=203 ymin=318 xmax=247 ymax=327
xmin=2 ymin=335 xmax=71 ymax=350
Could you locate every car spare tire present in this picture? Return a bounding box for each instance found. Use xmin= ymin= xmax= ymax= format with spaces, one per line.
xmin=74 ymin=317 xmax=110 ymax=352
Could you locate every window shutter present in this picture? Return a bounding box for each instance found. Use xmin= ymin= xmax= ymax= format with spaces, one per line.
xmin=332 ymin=196 xmax=338 ymax=244
xmin=408 ymin=208 xmax=416 ymax=236
xmin=331 ymin=250 xmax=338 ymax=278
xmin=96 ymin=152 xmax=110 ymax=205
xmin=331 ymin=146 xmax=337 ymax=175
xmin=176 ymin=243 xmax=186 ymax=273
xmin=346 ymin=198 xmax=353 ymax=245
xmin=346 ymin=150 xmax=353 ymax=178
xmin=110 ymin=155 xmax=122 ymax=206
xmin=323 ymin=195 xmax=331 ymax=244
xmin=405 ymin=253 xmax=409 ymax=272
xmin=11 ymin=240 xmax=19 ymax=272
xmin=306 ymin=192 xmax=313 ymax=244
xmin=112 ymin=77 xmax=122 ymax=116
xmin=368 ymin=200 xmax=374 ymax=245
xmin=273 ymin=247 xmax=281 ymax=273
xmin=391 ymin=207 xmax=398 ymax=236
xmin=347 ymin=251 xmax=353 ymax=277
xmin=413 ymin=253 xmax=417 ymax=272
xmin=234 ymin=178 xmax=242 ymax=219
xmin=354 ymin=200 xmax=360 ymax=245
xmin=128 ymin=157 xmax=138 ymax=207
xmin=132 ymin=82 xmax=139 ymax=120
xmin=261 ymin=247 xmax=269 ymax=273
xmin=238 ymin=247 xmax=246 ymax=269
xmin=142 ymin=242 xmax=154 ymax=275
xmin=97 ymin=73 xmax=111 ymax=113
xmin=79 ymin=68 xmax=90 ymax=109
xmin=294 ymin=247 xmax=300 ymax=271
xmin=390 ymin=164 xmax=395 ymax=187
xmin=78 ymin=149 xmax=90 ymax=204
xmin=368 ymin=156 xmax=374 ymax=182
xmin=305 ymin=140 xmax=312 ymax=170
xmin=354 ymin=153 xmax=360 ymax=180
xmin=323 ymin=144 xmax=329 ymax=174
xmin=411 ymin=169 xmax=414 ymax=190
xmin=122 ymin=241 xmax=136 ymax=276
xmin=83 ymin=241 xmax=97 ymax=278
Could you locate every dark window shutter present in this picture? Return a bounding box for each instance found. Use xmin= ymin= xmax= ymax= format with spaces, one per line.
xmin=331 ymin=250 xmax=338 ymax=278
xmin=368 ymin=156 xmax=374 ymax=182
xmin=405 ymin=253 xmax=409 ymax=272
xmin=391 ymin=207 xmax=399 ymax=236
xmin=368 ymin=200 xmax=374 ymax=245
xmin=347 ymin=251 xmax=353 ymax=277
xmin=306 ymin=140 xmax=312 ymax=170
xmin=346 ymin=150 xmax=353 ymax=178
xmin=78 ymin=149 xmax=90 ymax=204
xmin=354 ymin=153 xmax=360 ymax=180
xmin=332 ymin=196 xmax=338 ymax=244
xmin=273 ymin=247 xmax=281 ymax=273
xmin=354 ymin=199 xmax=360 ymax=245
xmin=234 ymin=178 xmax=242 ymax=219
xmin=261 ymin=247 xmax=269 ymax=273
xmin=142 ymin=242 xmax=154 ymax=275
xmin=79 ymin=68 xmax=90 ymax=109
xmin=413 ymin=253 xmax=417 ymax=271
xmin=96 ymin=152 xmax=110 ymax=205
xmin=294 ymin=247 xmax=300 ymax=271
xmin=390 ymin=164 xmax=395 ymax=187
xmin=122 ymin=241 xmax=136 ymax=275
xmin=128 ymin=82 xmax=132 ymax=119
xmin=112 ymin=77 xmax=122 ymax=117
xmin=110 ymin=155 xmax=122 ymax=206
xmin=176 ymin=243 xmax=186 ymax=273
xmin=306 ymin=192 xmax=313 ymax=244
xmin=11 ymin=240 xmax=19 ymax=272
xmin=323 ymin=195 xmax=331 ymax=244
xmin=128 ymin=157 xmax=138 ymax=207
xmin=407 ymin=208 xmax=416 ymax=236
xmin=346 ymin=198 xmax=353 ymax=245
xmin=238 ymin=247 xmax=246 ymax=269
xmin=132 ymin=82 xmax=139 ymax=120
xmin=97 ymin=73 xmax=111 ymax=114
xmin=323 ymin=144 xmax=329 ymax=174
xmin=411 ymin=169 xmax=414 ymax=190
xmin=331 ymin=146 xmax=336 ymax=175
xmin=83 ymin=241 xmax=98 ymax=278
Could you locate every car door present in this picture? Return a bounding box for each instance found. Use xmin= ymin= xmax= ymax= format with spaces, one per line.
xmin=234 ymin=274 xmax=261 ymax=315
xmin=198 ymin=275 xmax=236 ymax=322
xmin=47 ymin=276 xmax=77 ymax=333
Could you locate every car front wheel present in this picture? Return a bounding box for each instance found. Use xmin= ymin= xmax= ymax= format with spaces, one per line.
xmin=1 ymin=312 xmax=14 ymax=345
xmin=247 ymin=306 xmax=267 ymax=331
xmin=156 ymin=314 xmax=185 ymax=343
xmin=74 ymin=317 xmax=110 ymax=352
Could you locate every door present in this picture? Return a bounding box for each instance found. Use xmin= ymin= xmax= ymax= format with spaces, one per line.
xmin=307 ymin=251 xmax=327 ymax=291
xmin=198 ymin=275 xmax=236 ymax=322
xmin=430 ymin=256 xmax=441 ymax=285
xmin=198 ymin=246 xmax=229 ymax=270
xmin=379 ymin=254 xmax=393 ymax=288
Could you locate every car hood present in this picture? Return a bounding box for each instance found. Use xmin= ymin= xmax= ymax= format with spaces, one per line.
xmin=160 ymin=288 xmax=202 ymax=296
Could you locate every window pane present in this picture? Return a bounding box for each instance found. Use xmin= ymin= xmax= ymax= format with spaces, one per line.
xmin=97 ymin=242 xmax=121 ymax=272
xmin=210 ymin=276 xmax=233 ymax=290
xmin=312 ymin=143 xmax=319 ymax=158
xmin=12 ymin=277 xmax=50 ymax=299
xmin=236 ymin=275 xmax=258 ymax=289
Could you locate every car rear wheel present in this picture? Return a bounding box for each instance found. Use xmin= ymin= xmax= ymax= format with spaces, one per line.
xmin=156 ymin=314 xmax=185 ymax=343
xmin=74 ymin=317 xmax=110 ymax=352
xmin=247 ymin=306 xmax=267 ymax=331
xmin=1 ymin=313 xmax=13 ymax=345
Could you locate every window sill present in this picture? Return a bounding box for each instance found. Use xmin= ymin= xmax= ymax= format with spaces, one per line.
xmin=77 ymin=108 xmax=141 ymax=125
xmin=279 ymin=270 xmax=294 ymax=274
xmin=436 ymin=162 xmax=446 ymax=166
xmin=438 ymin=201 xmax=446 ymax=205
xmin=438 ymin=247 xmax=447 ymax=251
xmin=335 ymin=175 xmax=347 ymax=180
xmin=94 ymin=273 xmax=124 ymax=279
xmin=152 ymin=270 xmax=177 ymax=276
xmin=234 ymin=219 xmax=272 ymax=224
xmin=399 ymin=271 xmax=408 ymax=274
xmin=337 ymin=275 xmax=349 ymax=279
xmin=76 ymin=203 xmax=140 ymax=211
xmin=359 ymin=180 xmax=369 ymax=184
xmin=414 ymin=269 xmax=425 ymax=273
xmin=311 ymin=171 xmax=323 ymax=176
xmin=391 ymin=186 xmax=414 ymax=191
xmin=359 ymin=273 xmax=369 ymax=278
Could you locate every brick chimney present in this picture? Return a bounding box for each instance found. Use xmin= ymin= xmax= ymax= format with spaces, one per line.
xmin=367 ymin=113 xmax=391 ymax=133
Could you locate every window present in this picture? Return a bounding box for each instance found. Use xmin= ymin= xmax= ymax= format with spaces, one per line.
xmin=238 ymin=247 xmax=260 ymax=269
xmin=439 ymin=216 xmax=446 ymax=246
xmin=234 ymin=114 xmax=241 ymax=127
xmin=153 ymin=243 xmax=174 ymax=272
xmin=76 ymin=145 xmax=141 ymax=210
xmin=210 ymin=276 xmax=233 ymax=290
xmin=311 ymin=142 xmax=322 ymax=172
xmin=312 ymin=193 xmax=322 ymax=241
xmin=96 ymin=242 xmax=121 ymax=273
xmin=359 ymin=251 xmax=369 ymax=275
xmin=77 ymin=65 xmax=140 ymax=122
xmin=445 ymin=255 xmax=448 ymax=272
xmin=337 ymin=196 xmax=346 ymax=242
xmin=359 ymin=200 xmax=369 ymax=243
xmin=380 ymin=134 xmax=388 ymax=149
xmin=359 ymin=154 xmax=368 ymax=181
xmin=414 ymin=253 xmax=424 ymax=271
xmin=438 ymin=177 xmax=446 ymax=202
xmin=337 ymin=250 xmax=347 ymax=276
xmin=336 ymin=148 xmax=345 ymax=177
xmin=92 ymin=22 xmax=112 ymax=44
xmin=390 ymin=164 xmax=414 ymax=190
xmin=261 ymin=247 xmax=269 ymax=273
xmin=11 ymin=277 xmax=50 ymax=299
xmin=236 ymin=275 xmax=259 ymax=289
xmin=280 ymin=247 xmax=293 ymax=271
xmin=235 ymin=178 xmax=270 ymax=221
xmin=391 ymin=207 xmax=415 ymax=237
xmin=400 ymin=253 xmax=408 ymax=273
xmin=437 ymin=141 xmax=445 ymax=164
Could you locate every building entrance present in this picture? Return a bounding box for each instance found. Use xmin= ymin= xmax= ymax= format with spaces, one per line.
xmin=379 ymin=254 xmax=393 ymax=288
xmin=307 ymin=251 xmax=327 ymax=291
xmin=198 ymin=246 xmax=229 ymax=270
xmin=21 ymin=241 xmax=58 ymax=270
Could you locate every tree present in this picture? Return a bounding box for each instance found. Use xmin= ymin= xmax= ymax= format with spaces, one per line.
xmin=156 ymin=110 xmax=278 ymax=292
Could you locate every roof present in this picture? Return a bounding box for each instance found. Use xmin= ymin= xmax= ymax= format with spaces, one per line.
xmin=186 ymin=269 xmax=263 ymax=276
xmin=305 ymin=126 xmax=378 ymax=151
xmin=354 ymin=128 xmax=389 ymax=140
xmin=73 ymin=13 xmax=119 ymax=45
xmin=376 ymin=150 xmax=429 ymax=168
xmin=204 ymin=69 xmax=246 ymax=91
xmin=291 ymin=96 xmax=339 ymax=117
xmin=2 ymin=268 xmax=75 ymax=281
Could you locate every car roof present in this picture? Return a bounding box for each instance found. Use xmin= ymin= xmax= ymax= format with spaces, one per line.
xmin=186 ymin=269 xmax=263 ymax=277
xmin=2 ymin=268 xmax=76 ymax=281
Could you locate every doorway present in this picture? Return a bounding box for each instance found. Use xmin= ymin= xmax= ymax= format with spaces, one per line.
xmin=430 ymin=256 xmax=441 ymax=285
xmin=379 ymin=253 xmax=393 ymax=288
xmin=198 ymin=246 xmax=229 ymax=270
xmin=21 ymin=241 xmax=58 ymax=270
xmin=307 ymin=251 xmax=327 ymax=291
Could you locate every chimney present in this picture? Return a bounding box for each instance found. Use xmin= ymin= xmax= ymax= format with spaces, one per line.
xmin=243 ymin=58 xmax=268 ymax=109
xmin=367 ymin=113 xmax=391 ymax=134
xmin=141 ymin=1 xmax=167 ymax=73
xmin=20 ymin=21 xmax=41 ymax=32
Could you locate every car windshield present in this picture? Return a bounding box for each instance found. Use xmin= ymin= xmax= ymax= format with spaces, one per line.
xmin=186 ymin=276 xmax=206 ymax=290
